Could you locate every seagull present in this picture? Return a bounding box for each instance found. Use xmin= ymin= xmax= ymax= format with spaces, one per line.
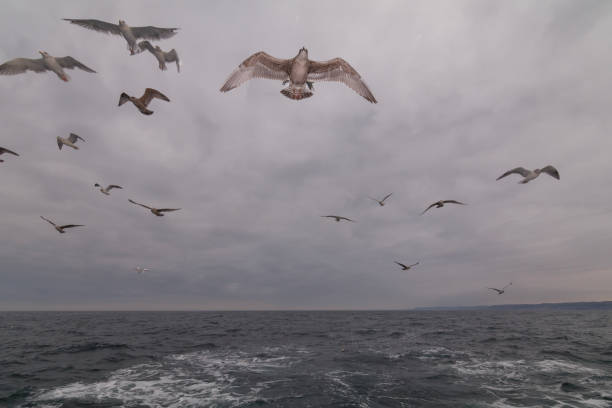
xmin=119 ymin=88 xmax=170 ymax=115
xmin=128 ymin=199 xmax=180 ymax=217
xmin=134 ymin=266 xmax=151 ymax=274
xmin=496 ymin=166 xmax=560 ymax=184
xmin=321 ymin=215 xmax=355 ymax=223
xmin=0 ymin=147 xmax=19 ymax=163
xmin=136 ymin=41 xmax=180 ymax=72
xmin=395 ymin=261 xmax=419 ymax=271
xmin=94 ymin=183 xmax=123 ymax=196
xmin=57 ymin=133 xmax=85 ymax=150
xmin=40 ymin=216 xmax=84 ymax=234
xmin=220 ymin=47 xmax=377 ymax=103
xmin=488 ymin=282 xmax=512 ymax=295
xmin=63 ymin=19 xmax=178 ymax=55
xmin=369 ymin=193 xmax=392 ymax=207
xmin=0 ymin=51 xmax=95 ymax=82
xmin=421 ymin=200 xmax=466 ymax=215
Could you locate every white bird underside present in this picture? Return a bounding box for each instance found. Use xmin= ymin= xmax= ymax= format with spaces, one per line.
xmin=497 ymin=166 xmax=560 ymax=183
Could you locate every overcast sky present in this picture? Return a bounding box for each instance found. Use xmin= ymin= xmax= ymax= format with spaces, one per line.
xmin=1 ymin=0 xmax=611 ymax=310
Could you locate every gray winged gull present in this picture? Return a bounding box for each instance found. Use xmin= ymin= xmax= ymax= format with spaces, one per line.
xmin=496 ymin=166 xmax=560 ymax=184
xmin=220 ymin=47 xmax=377 ymax=103
xmin=0 ymin=147 xmax=19 ymax=163
xmin=0 ymin=51 xmax=95 ymax=82
xmin=369 ymin=193 xmax=392 ymax=207
xmin=395 ymin=261 xmax=419 ymax=271
xmin=128 ymin=199 xmax=180 ymax=217
xmin=63 ymin=19 xmax=178 ymax=55
xmin=119 ymin=88 xmax=170 ymax=115
xmin=136 ymin=41 xmax=180 ymax=72
xmin=488 ymin=282 xmax=512 ymax=295
xmin=95 ymin=183 xmax=123 ymax=196
xmin=40 ymin=216 xmax=84 ymax=234
xmin=57 ymin=133 xmax=85 ymax=150
xmin=421 ymin=200 xmax=466 ymax=215
xmin=321 ymin=215 xmax=355 ymax=223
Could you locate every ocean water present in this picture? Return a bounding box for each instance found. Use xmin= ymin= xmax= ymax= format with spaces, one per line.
xmin=0 ymin=310 xmax=610 ymax=408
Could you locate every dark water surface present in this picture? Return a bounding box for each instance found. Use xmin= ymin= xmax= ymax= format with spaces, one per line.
xmin=0 ymin=310 xmax=610 ymax=407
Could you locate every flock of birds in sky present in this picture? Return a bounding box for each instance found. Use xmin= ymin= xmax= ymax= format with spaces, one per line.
xmin=0 ymin=17 xmax=564 ymax=297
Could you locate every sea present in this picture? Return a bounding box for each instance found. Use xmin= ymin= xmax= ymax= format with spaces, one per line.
xmin=0 ymin=310 xmax=610 ymax=408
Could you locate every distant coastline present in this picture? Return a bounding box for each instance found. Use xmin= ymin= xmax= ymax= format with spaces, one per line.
xmin=414 ymin=301 xmax=612 ymax=311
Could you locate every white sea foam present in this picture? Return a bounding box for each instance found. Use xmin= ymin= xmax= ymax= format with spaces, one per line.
xmin=534 ymin=359 xmax=604 ymax=375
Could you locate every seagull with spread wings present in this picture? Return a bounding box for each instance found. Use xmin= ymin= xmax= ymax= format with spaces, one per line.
xmin=57 ymin=133 xmax=85 ymax=150
xmin=128 ymin=199 xmax=180 ymax=217
xmin=421 ymin=200 xmax=466 ymax=215
xmin=40 ymin=216 xmax=84 ymax=234
xmin=496 ymin=165 xmax=560 ymax=184
xmin=0 ymin=147 xmax=19 ymax=163
xmin=321 ymin=215 xmax=355 ymax=223
xmin=369 ymin=193 xmax=392 ymax=207
xmin=119 ymin=88 xmax=170 ymax=115
xmin=136 ymin=41 xmax=180 ymax=72
xmin=488 ymin=283 xmax=512 ymax=295
xmin=395 ymin=261 xmax=419 ymax=271
xmin=95 ymin=183 xmax=123 ymax=196
xmin=0 ymin=51 xmax=95 ymax=82
xmin=63 ymin=19 xmax=178 ymax=55
xmin=220 ymin=47 xmax=376 ymax=103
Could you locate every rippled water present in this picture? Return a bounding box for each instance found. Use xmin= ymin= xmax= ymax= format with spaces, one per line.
xmin=1 ymin=310 xmax=610 ymax=407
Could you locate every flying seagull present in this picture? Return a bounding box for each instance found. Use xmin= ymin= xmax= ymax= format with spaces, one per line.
xmin=95 ymin=183 xmax=123 ymax=196
xmin=0 ymin=51 xmax=95 ymax=82
xmin=369 ymin=193 xmax=392 ymax=207
xmin=119 ymin=88 xmax=170 ymax=115
xmin=40 ymin=216 xmax=84 ymax=234
xmin=63 ymin=19 xmax=178 ymax=55
xmin=136 ymin=41 xmax=180 ymax=72
xmin=0 ymin=147 xmax=19 ymax=163
xmin=321 ymin=215 xmax=355 ymax=223
xmin=395 ymin=261 xmax=419 ymax=271
xmin=421 ymin=200 xmax=466 ymax=215
xmin=128 ymin=199 xmax=180 ymax=217
xmin=496 ymin=166 xmax=560 ymax=184
xmin=220 ymin=47 xmax=377 ymax=103
xmin=488 ymin=282 xmax=512 ymax=295
xmin=57 ymin=133 xmax=85 ymax=150
xmin=134 ymin=266 xmax=151 ymax=274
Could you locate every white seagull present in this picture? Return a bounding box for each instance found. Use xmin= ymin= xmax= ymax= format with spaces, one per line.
xmin=136 ymin=41 xmax=180 ymax=72
xmin=40 ymin=216 xmax=84 ymax=234
xmin=63 ymin=19 xmax=178 ymax=55
xmin=95 ymin=183 xmax=123 ymax=196
xmin=321 ymin=215 xmax=355 ymax=223
xmin=0 ymin=51 xmax=95 ymax=82
xmin=369 ymin=193 xmax=392 ymax=207
xmin=128 ymin=199 xmax=180 ymax=217
xmin=220 ymin=47 xmax=376 ymax=102
xmin=421 ymin=200 xmax=466 ymax=215
xmin=394 ymin=261 xmax=419 ymax=271
xmin=57 ymin=133 xmax=85 ymax=150
xmin=497 ymin=166 xmax=560 ymax=184
xmin=488 ymin=283 xmax=512 ymax=295
xmin=0 ymin=147 xmax=19 ymax=163
xmin=134 ymin=266 xmax=151 ymax=274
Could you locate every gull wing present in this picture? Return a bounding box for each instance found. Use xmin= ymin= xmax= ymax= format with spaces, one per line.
xmin=408 ymin=262 xmax=420 ymax=268
xmin=136 ymin=40 xmax=156 ymax=54
xmin=130 ymin=26 xmax=179 ymax=41
xmin=157 ymin=208 xmax=180 ymax=213
xmin=381 ymin=193 xmax=393 ymax=203
xmin=395 ymin=261 xmax=408 ymax=269
xmin=421 ymin=203 xmax=437 ymax=215
xmin=118 ymin=93 xmax=130 ymax=106
xmin=128 ymin=199 xmax=153 ymax=210
xmin=220 ymin=51 xmax=292 ymax=92
xmin=540 ymin=165 xmax=560 ymax=180
xmin=0 ymin=147 xmax=19 ymax=156
xmin=107 ymin=185 xmax=123 ymax=190
xmin=63 ymin=19 xmax=121 ymax=35
xmin=68 ymin=133 xmax=85 ymax=143
xmin=165 ymin=49 xmax=180 ymax=72
xmin=501 ymin=282 xmax=512 ymax=290
xmin=338 ymin=216 xmax=355 ymax=222
xmin=443 ymin=200 xmax=466 ymax=205
xmin=496 ymin=167 xmax=530 ymax=180
xmin=142 ymin=88 xmax=170 ymax=105
xmin=488 ymin=287 xmax=502 ymax=294
xmin=307 ymin=58 xmax=377 ymax=103
xmin=55 ymin=56 xmax=96 ymax=73
xmin=40 ymin=216 xmax=56 ymax=227
xmin=59 ymin=224 xmax=84 ymax=229
xmin=0 ymin=58 xmax=47 ymax=75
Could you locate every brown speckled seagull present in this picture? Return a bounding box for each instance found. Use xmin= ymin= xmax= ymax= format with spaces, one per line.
xmin=220 ymin=47 xmax=376 ymax=103
xmin=40 ymin=216 xmax=84 ymax=234
xmin=63 ymin=19 xmax=178 ymax=55
xmin=0 ymin=51 xmax=95 ymax=82
xmin=119 ymin=88 xmax=170 ymax=115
